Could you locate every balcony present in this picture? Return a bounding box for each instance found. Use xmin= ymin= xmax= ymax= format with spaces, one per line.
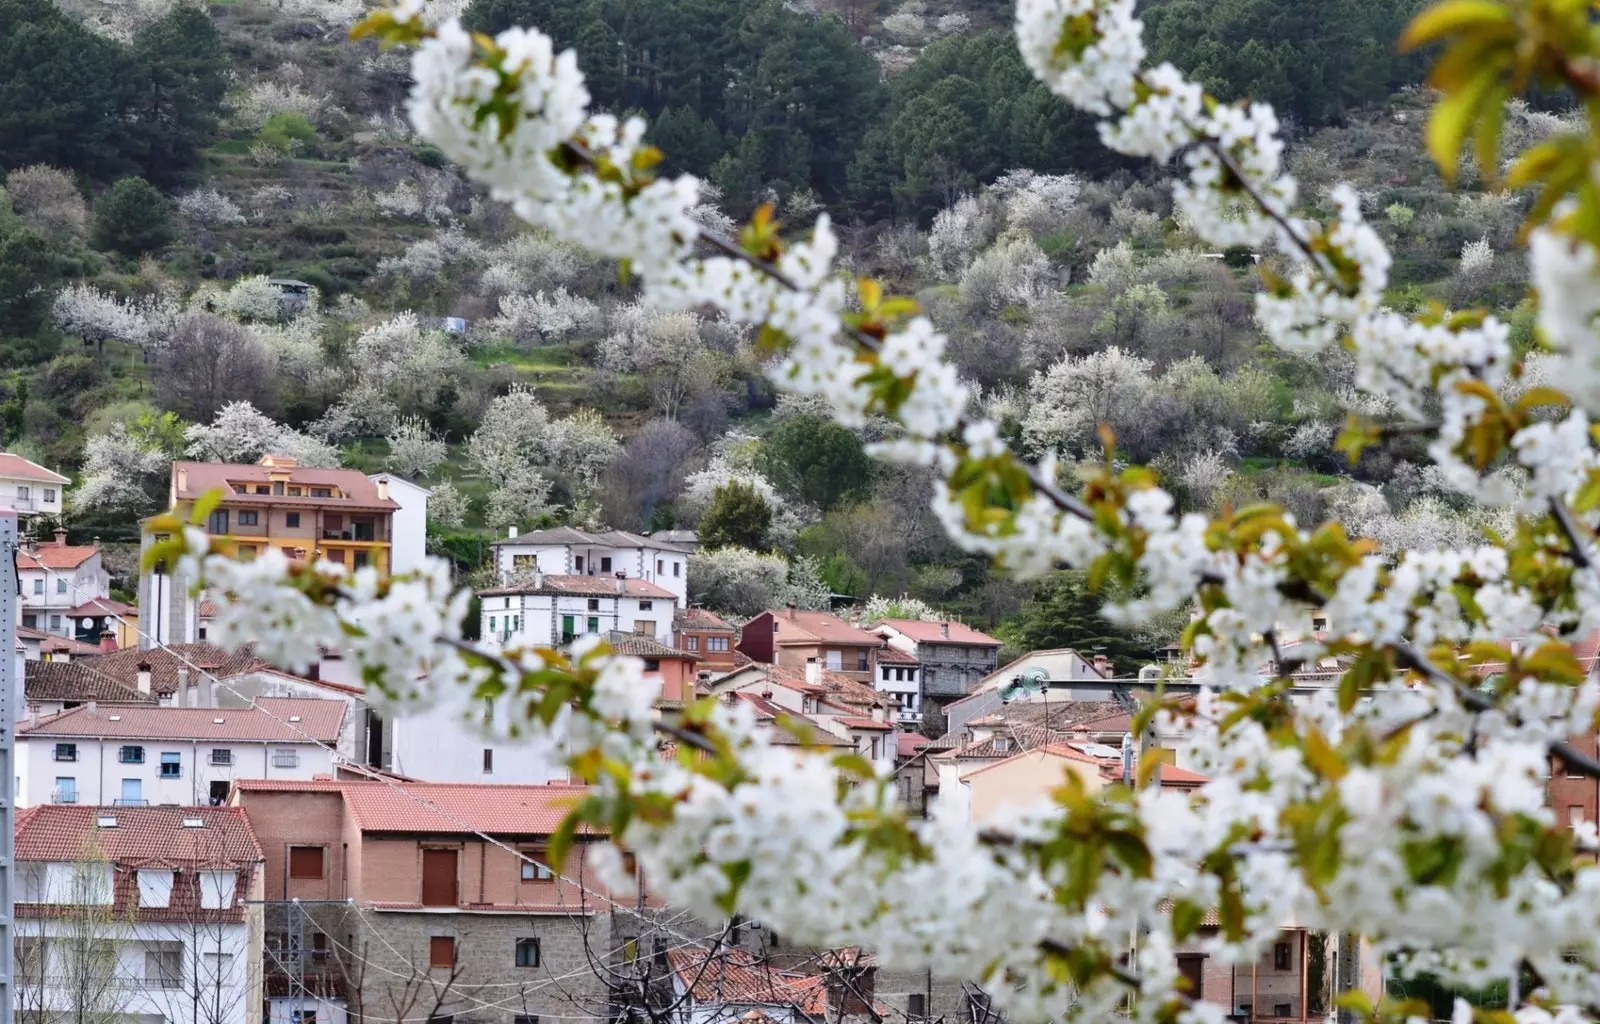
xmin=50 ymin=790 xmax=77 ymax=804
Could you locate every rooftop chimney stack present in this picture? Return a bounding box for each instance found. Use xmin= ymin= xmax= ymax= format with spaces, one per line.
xmin=805 ymin=657 xmax=822 ymax=686
xmin=615 ymin=570 xmax=626 ymax=594
xmin=177 ymin=668 xmax=191 ymax=706
xmin=375 ymin=477 xmax=389 ymax=500
xmin=53 ymin=527 xmax=66 ymax=546
xmin=786 ymin=602 xmax=797 ymax=621
xmin=508 ymin=525 xmax=518 ymax=538
xmin=940 ymin=621 xmax=950 ymax=639
xmin=136 ymin=661 xmax=152 ymax=695
xmin=98 ymin=630 xmax=117 ymax=654
xmin=178 ymin=468 xmax=188 ymax=492
xmin=1093 ymin=654 xmax=1111 ymax=676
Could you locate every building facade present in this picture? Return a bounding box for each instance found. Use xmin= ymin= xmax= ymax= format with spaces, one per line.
xmin=491 ymin=526 xmax=693 ymax=604
xmin=18 ymin=531 xmax=112 ymax=637
xmin=367 ymin=472 xmax=430 ymax=576
xmin=872 ymin=620 xmax=1002 ymax=705
xmin=14 ymin=804 xmax=265 ymax=1024
xmin=234 ymin=778 xmax=661 ymax=1024
xmin=17 ymin=699 xmax=345 ymax=807
xmin=736 ymin=609 xmax=886 ymax=685
xmin=673 ymin=607 xmax=738 ymax=673
xmin=0 ymin=451 xmax=69 ymax=518
xmin=478 ymin=574 xmax=678 ymax=647
xmin=140 ymin=455 xmax=401 ymax=647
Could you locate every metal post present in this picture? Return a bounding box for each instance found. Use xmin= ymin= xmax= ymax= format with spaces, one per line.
xmin=291 ymin=898 xmax=305 ymax=1024
xmin=0 ymin=508 xmax=18 ymax=1024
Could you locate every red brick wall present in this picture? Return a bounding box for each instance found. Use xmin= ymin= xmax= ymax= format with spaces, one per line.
xmin=235 ymin=789 xmax=348 ymax=900
xmin=1551 ymin=733 xmax=1600 ymax=831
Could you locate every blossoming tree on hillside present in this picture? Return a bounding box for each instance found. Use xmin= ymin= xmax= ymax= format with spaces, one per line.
xmin=151 ymin=1 xmax=1600 ymax=1022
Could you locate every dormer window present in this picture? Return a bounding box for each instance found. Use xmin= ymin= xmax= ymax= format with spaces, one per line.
xmin=287 ymin=487 xmax=301 ymax=496
xmin=311 ymin=487 xmax=331 ymax=498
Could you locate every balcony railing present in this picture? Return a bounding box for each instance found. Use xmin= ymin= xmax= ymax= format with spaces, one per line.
xmin=50 ymin=791 xmax=77 ymax=804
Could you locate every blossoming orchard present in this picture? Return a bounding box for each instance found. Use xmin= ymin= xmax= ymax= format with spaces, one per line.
xmin=142 ymin=0 xmax=1600 ymax=1020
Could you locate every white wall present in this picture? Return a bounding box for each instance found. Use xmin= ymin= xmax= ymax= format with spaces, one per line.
xmin=371 ymin=474 xmax=429 ymax=576
xmin=20 ymin=559 xmax=110 ymax=635
xmin=2 ymin=474 xmax=64 ymax=517
xmin=480 ymin=593 xmax=674 ymax=647
xmin=493 ymin=541 xmax=689 ymax=603
xmin=18 ymin=737 xmax=335 ymax=808
xmin=269 ymin=996 xmax=348 ymax=1024
xmin=388 ymin=693 xmax=567 ymax=784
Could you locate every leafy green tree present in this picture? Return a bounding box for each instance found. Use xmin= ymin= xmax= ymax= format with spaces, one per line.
xmin=0 ymin=225 xmax=61 ymax=335
xmin=999 ymin=571 xmax=1155 ymax=675
xmin=126 ymin=6 xmax=228 ymax=185
xmin=760 ymin=414 xmax=872 ymax=511
xmin=92 ymin=177 xmax=173 ymax=257
xmin=0 ymin=0 xmax=135 ymax=180
xmin=700 ymin=481 xmax=773 ymax=551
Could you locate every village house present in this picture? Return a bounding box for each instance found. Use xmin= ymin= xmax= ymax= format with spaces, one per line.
xmin=673 ymin=606 xmax=739 ymax=673
xmin=139 ymin=455 xmax=405 ymax=646
xmin=0 ymin=451 xmax=68 ymax=519
xmin=18 ymin=529 xmax=111 ymax=638
xmin=708 ymin=661 xmax=897 ymax=773
xmin=14 ymin=804 xmax=265 ymax=1024
xmin=366 ymin=471 xmax=431 ymax=575
xmin=872 ymin=619 xmax=1002 ymax=708
xmin=936 ymin=741 xmax=1205 ymax=826
xmin=942 ymin=648 xmax=1117 ymax=737
xmin=232 ymin=777 xmax=663 ymax=1024
xmin=491 ymin=525 xmax=693 ymax=604
xmin=68 ymin=596 xmax=139 ymax=649
xmin=478 ymin=573 xmax=678 ymax=647
xmin=736 ymin=608 xmax=885 ymax=684
xmin=874 ymin=644 xmax=923 ymax=726
xmin=16 ymin=624 xmax=105 ymax=664
xmin=17 ymin=698 xmax=347 ymax=808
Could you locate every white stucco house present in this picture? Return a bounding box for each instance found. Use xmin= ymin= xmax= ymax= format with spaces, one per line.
xmin=490 ymin=526 xmax=693 ymax=604
xmin=15 ymin=804 xmax=265 ymax=1024
xmin=16 ymin=699 xmax=345 ymax=808
xmin=18 ymin=530 xmax=111 ymax=637
xmin=0 ymin=452 xmax=68 ymax=519
xmin=367 ymin=472 xmax=430 ymax=576
xmin=478 ymin=572 xmax=679 ymax=647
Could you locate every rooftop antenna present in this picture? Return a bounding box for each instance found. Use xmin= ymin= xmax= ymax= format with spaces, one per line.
xmin=997 ymin=666 xmax=1047 ymax=704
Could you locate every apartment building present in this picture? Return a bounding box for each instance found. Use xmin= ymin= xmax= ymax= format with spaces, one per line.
xmin=0 ymin=451 xmax=68 ymax=518
xmin=478 ymin=573 xmax=678 ymax=647
xmin=233 ymin=778 xmax=661 ymax=1024
xmin=673 ymin=606 xmax=738 ymax=672
xmin=491 ymin=525 xmax=693 ymax=603
xmin=18 ymin=530 xmax=111 ymax=637
xmin=14 ymin=804 xmax=265 ymax=1024
xmin=139 ymin=454 xmax=401 ymax=646
xmin=873 ymin=619 xmax=1002 ymax=706
xmin=736 ymin=608 xmax=886 ymax=684
xmin=17 ymin=699 xmax=345 ymax=807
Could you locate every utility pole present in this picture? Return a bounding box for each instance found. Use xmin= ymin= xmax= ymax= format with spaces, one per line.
xmin=0 ymin=508 xmax=18 ymax=1024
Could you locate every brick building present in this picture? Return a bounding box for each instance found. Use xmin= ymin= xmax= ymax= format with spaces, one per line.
xmin=233 ymin=778 xmax=663 ymax=1024
xmin=673 ymin=607 xmax=738 ymax=673
xmin=736 ymin=608 xmax=885 ymax=684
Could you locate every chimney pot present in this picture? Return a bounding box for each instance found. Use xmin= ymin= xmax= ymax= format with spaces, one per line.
xmin=98 ymin=630 xmax=117 ymax=654
xmin=375 ymin=477 xmax=389 ymax=501
xmin=53 ymin=526 xmax=66 ymax=546
xmin=508 ymin=525 xmax=518 ymax=539
xmin=92 ymin=536 xmax=101 ymax=550
xmin=786 ymin=602 xmax=797 ymax=621
xmin=86 ymin=701 xmax=97 ymax=715
xmin=178 ymin=668 xmax=191 ymax=706
xmin=136 ymin=661 xmax=152 ymax=695
xmin=178 ymin=468 xmax=188 ymax=492
xmin=940 ymin=621 xmax=950 ymax=639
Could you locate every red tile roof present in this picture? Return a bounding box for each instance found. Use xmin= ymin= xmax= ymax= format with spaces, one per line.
xmin=723 ymin=693 xmax=853 ymax=747
xmin=604 ymin=631 xmax=699 ymax=660
xmin=760 ymin=609 xmax=884 ymax=647
xmin=835 ymin=715 xmax=892 ymax=731
xmin=675 ymin=607 xmax=735 ymax=631
xmin=666 ymin=945 xmax=826 ymax=1012
xmin=479 ymin=574 xmax=677 ymax=599
xmin=18 ymin=698 xmax=346 ymax=743
xmin=738 ymin=664 xmax=891 ymax=710
xmin=895 ymin=732 xmax=930 ymax=758
xmin=38 ymin=635 xmax=105 ymax=656
xmin=240 ymin=780 xmax=590 ymax=835
xmin=876 ymin=645 xmax=918 ymax=664
xmin=173 ymin=459 xmax=399 ymax=510
xmin=17 ymin=543 xmax=99 ymax=570
xmin=68 ymin=597 xmax=136 ymax=618
xmin=72 ymin=643 xmax=275 ymax=696
xmin=0 ymin=453 xmax=68 ymax=483
xmin=876 ymin=619 xmax=1001 ymax=647
xmin=25 ymin=660 xmax=155 ymax=704
xmin=16 ymin=805 xmax=262 ymax=867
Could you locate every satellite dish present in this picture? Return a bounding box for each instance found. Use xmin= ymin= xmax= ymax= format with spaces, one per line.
xmin=998 ymin=667 xmax=1049 ymax=703
xmin=81 ymin=617 xmax=96 ymax=630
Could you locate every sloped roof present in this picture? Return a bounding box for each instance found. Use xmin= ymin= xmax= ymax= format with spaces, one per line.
xmin=17 ymin=543 xmax=99 ymax=570
xmin=676 ymin=607 xmax=735 ymax=631
xmin=0 ymin=452 xmax=69 ymax=483
xmin=492 ymin=527 xmax=694 ymax=552
xmin=18 ymin=699 xmax=345 ymax=743
xmin=895 ymin=732 xmax=931 ymax=758
xmin=759 ymin=609 xmax=883 ymax=647
xmin=876 ymin=645 xmax=917 ymax=665
xmin=174 ymin=459 xmax=399 ymax=509
xmin=479 ymin=574 xmax=676 ymax=599
xmin=334 ymin=781 xmax=587 ymax=834
xmin=25 ymin=661 xmax=155 ymax=704
xmin=835 ymin=715 xmax=892 ymax=731
xmin=605 ymin=631 xmax=698 ymax=660
xmin=966 ymin=698 xmax=1129 ymax=733
xmin=16 ymin=805 xmax=262 ymax=867
xmin=740 ymin=664 xmax=891 ymax=710
xmin=68 ymin=597 xmax=136 ymax=618
xmin=70 ymin=643 xmax=275 ymax=696
xmin=724 ymin=693 xmax=853 ymax=747
xmin=876 ymin=619 xmax=1001 ymax=647
xmin=666 ymin=945 xmax=827 ymax=1012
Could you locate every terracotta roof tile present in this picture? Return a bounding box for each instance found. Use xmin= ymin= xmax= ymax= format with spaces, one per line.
xmin=67 ymin=597 xmax=136 ymax=618
xmin=18 ymin=699 xmax=345 ymax=743
xmin=73 ymin=643 xmax=274 ymax=696
xmin=757 ymin=610 xmax=884 ymax=647
xmin=16 ymin=805 xmax=262 ymax=866
xmin=875 ymin=646 xmax=917 ymax=664
xmin=895 ymin=732 xmax=930 ymax=758
xmin=875 ymin=619 xmax=1001 ymax=646
xmin=491 ymin=527 xmax=694 ymax=552
xmin=604 ymin=631 xmax=699 ymax=660
xmin=335 ymin=780 xmax=587 ymax=834
xmin=173 ymin=459 xmax=398 ymax=510
xmin=479 ymin=574 xmax=676 ymax=599
xmin=675 ymin=607 xmax=735 ymax=631
xmin=835 ymin=715 xmax=892 ymax=731
xmin=0 ymin=453 xmax=69 ymax=483
xmin=723 ymin=693 xmax=853 ymax=747
xmin=742 ymin=664 xmax=891 ymax=710
xmin=17 ymin=543 xmax=99 ymax=570
xmin=25 ymin=661 xmax=155 ymax=704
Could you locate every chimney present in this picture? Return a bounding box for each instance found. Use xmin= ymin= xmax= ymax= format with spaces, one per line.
xmin=1093 ymin=654 xmax=1110 ymax=676
xmin=786 ymin=602 xmax=797 ymax=621
xmin=53 ymin=527 xmax=66 ymax=547
xmin=806 ymin=657 xmax=822 ymax=686
xmin=92 ymin=536 xmax=101 ymax=550
xmin=615 ymin=570 xmax=626 ymax=594
xmin=86 ymin=701 xmax=97 ymax=716
xmin=177 ymin=468 xmax=188 ymax=492
xmin=136 ymin=661 xmax=152 ymax=695
xmin=202 ymin=674 xmax=215 ymax=708
xmin=940 ymin=621 xmax=950 ymax=639
xmin=375 ymin=477 xmax=389 ymax=500
xmin=508 ymin=526 xmax=518 ymax=539
xmin=178 ymin=668 xmax=191 ymax=706
xmin=98 ymin=631 xmax=117 ymax=653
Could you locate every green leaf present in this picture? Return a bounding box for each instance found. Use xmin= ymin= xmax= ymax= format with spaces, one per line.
xmin=1398 ymin=0 xmax=1511 ymax=52
xmin=1427 ymin=67 xmax=1497 ymax=182
xmin=189 ymin=487 xmax=225 ymax=529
